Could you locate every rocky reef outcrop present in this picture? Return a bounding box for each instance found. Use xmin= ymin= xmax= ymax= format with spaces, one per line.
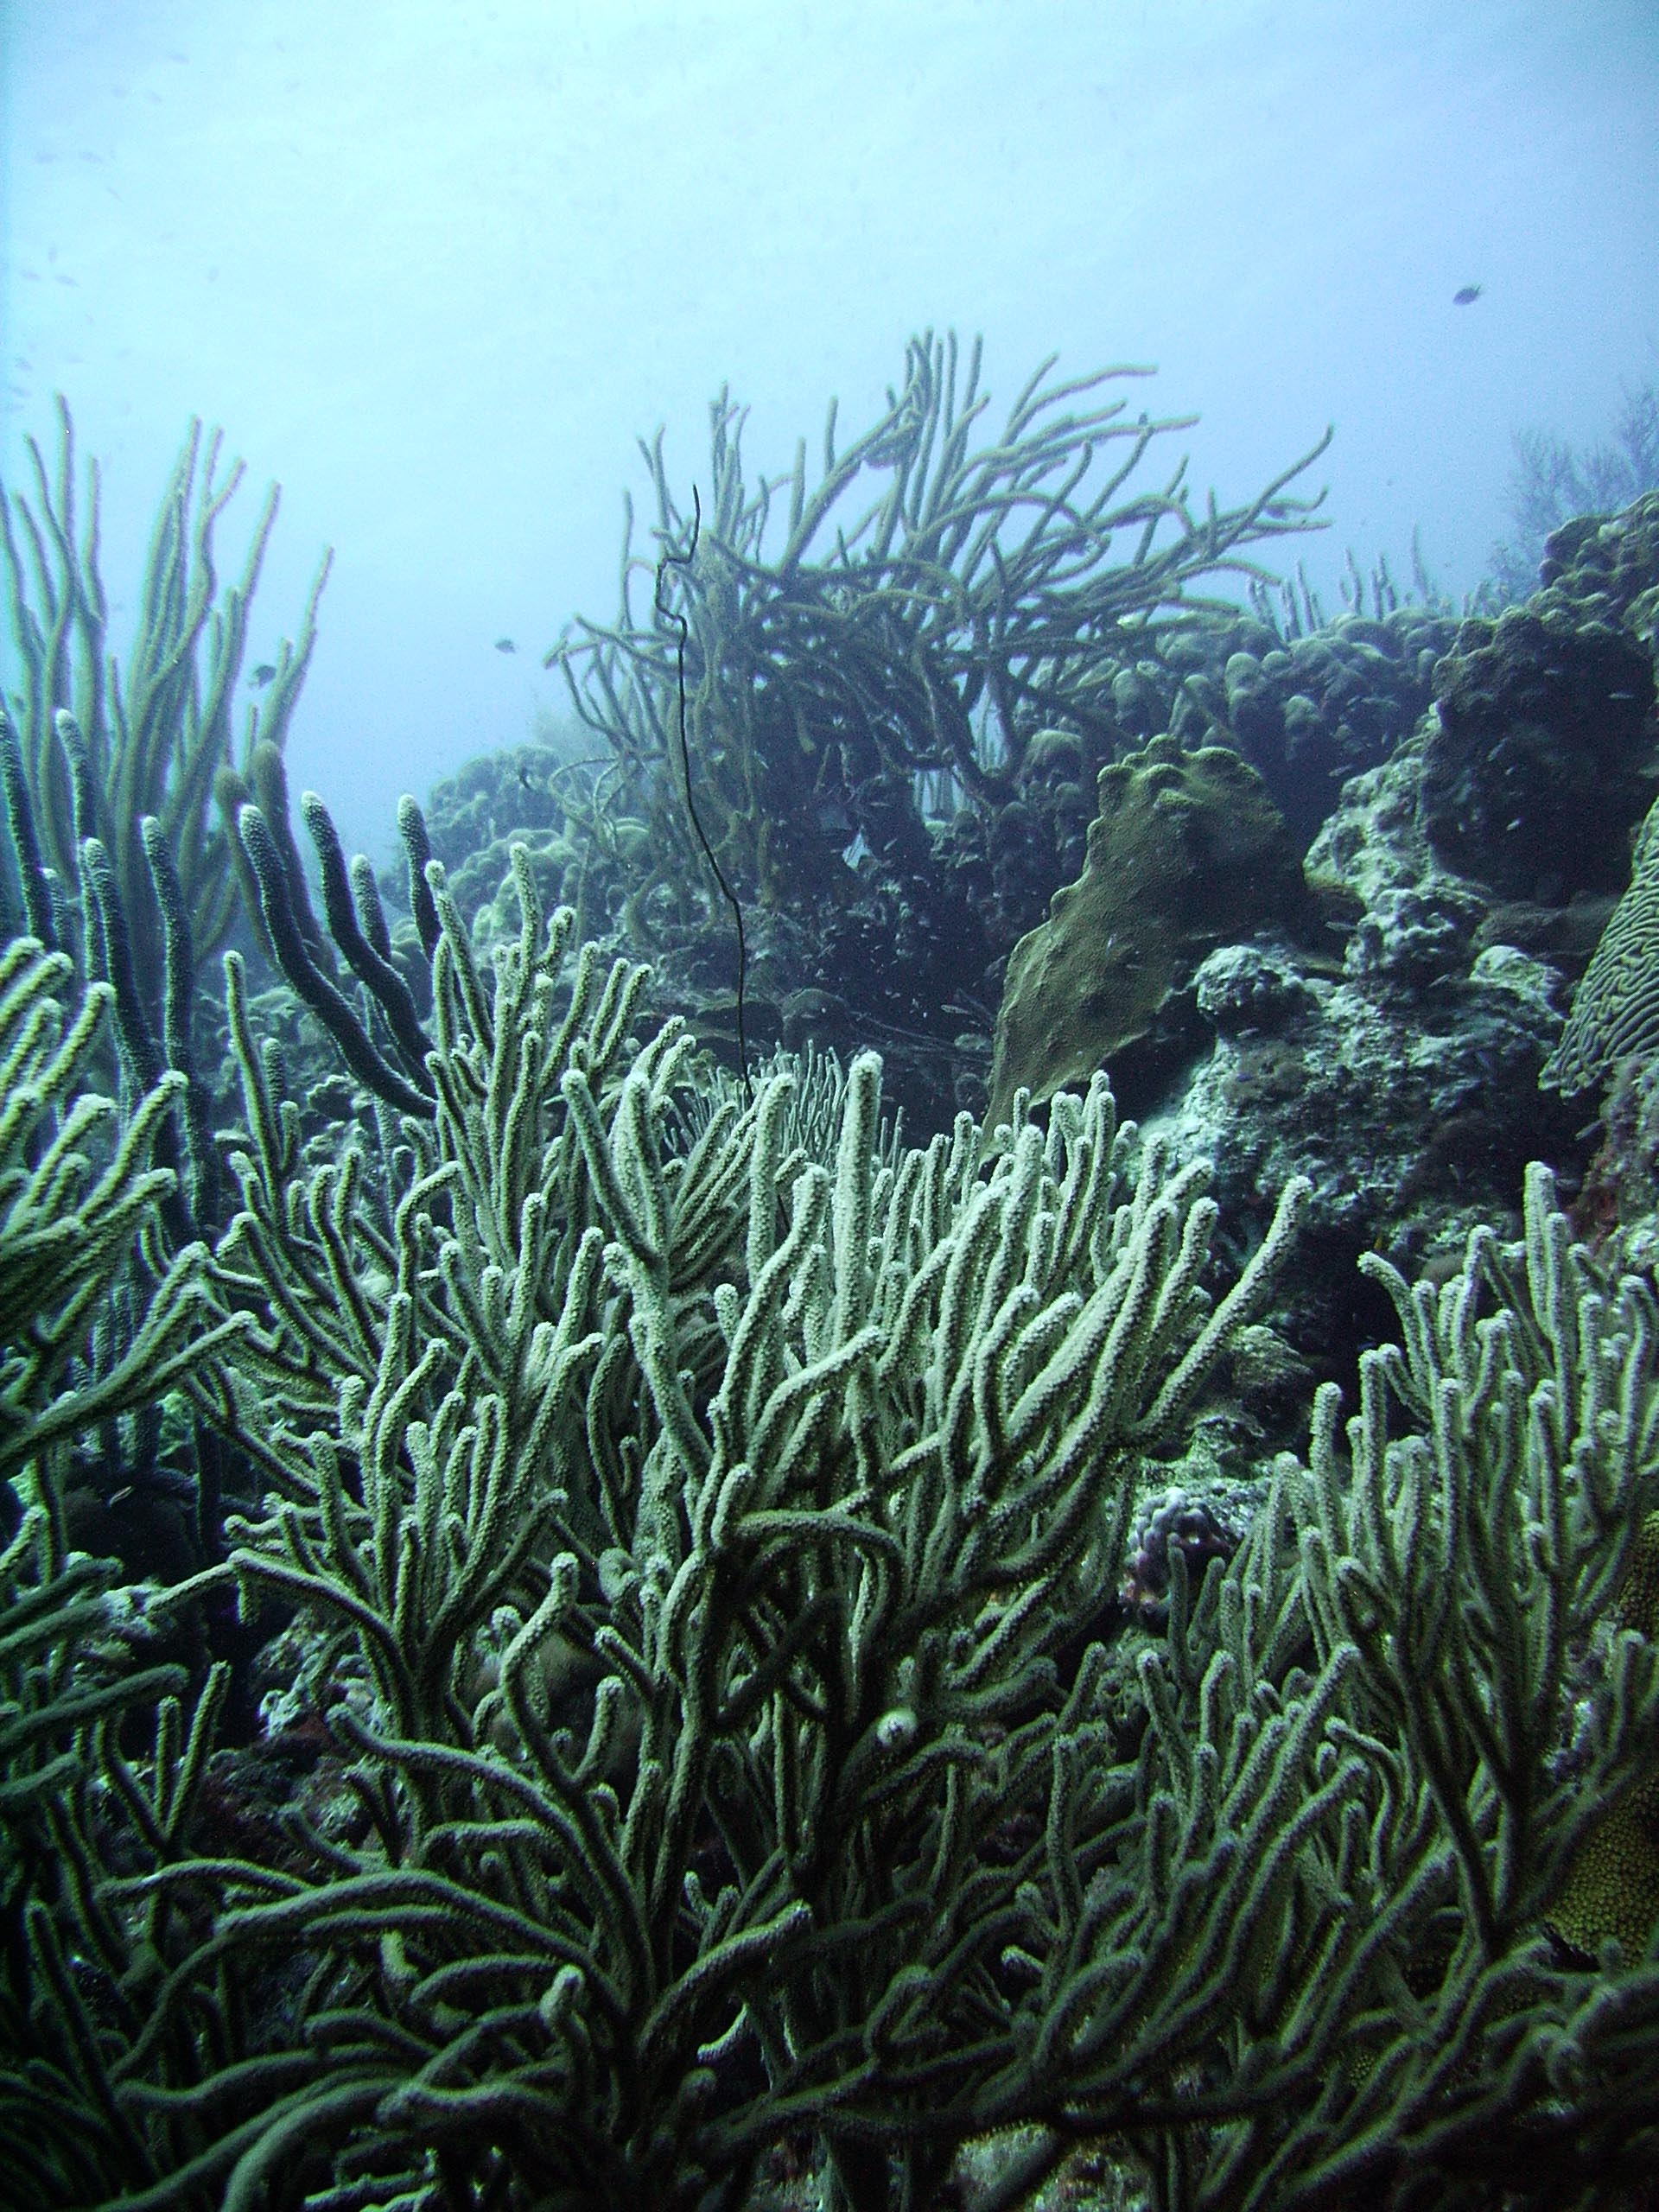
xmin=987 ymin=495 xmax=1659 ymax=1360
xmin=985 ymin=736 xmax=1306 ymax=1129
xmin=1156 ymin=596 xmax=1459 ymax=852
xmin=1421 ymin=598 xmax=1656 ymax=901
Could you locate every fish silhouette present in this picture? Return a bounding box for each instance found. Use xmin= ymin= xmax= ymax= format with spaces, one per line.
xmin=1453 ymin=284 xmax=1482 ymax=306
xmin=248 ymin=663 xmax=277 ymax=689
xmin=494 ymin=637 xmax=517 ymax=654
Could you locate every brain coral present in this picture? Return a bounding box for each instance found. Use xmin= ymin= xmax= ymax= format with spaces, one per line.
xmin=1548 ymin=1508 xmax=1659 ymax=1961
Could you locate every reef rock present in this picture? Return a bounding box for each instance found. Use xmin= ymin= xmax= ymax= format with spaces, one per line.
xmin=1421 ymin=598 xmax=1656 ymax=903
xmin=1147 ymin=924 xmax=1579 ymax=1354
xmin=1128 ymin=712 xmax=1593 ymax=1350
xmin=1540 ymin=487 xmax=1659 ymax=624
xmin=985 ymin=734 xmax=1305 ymax=1127
xmin=1160 ymin=601 xmax=1459 ymax=854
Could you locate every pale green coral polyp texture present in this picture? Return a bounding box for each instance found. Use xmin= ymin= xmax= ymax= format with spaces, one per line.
xmin=1549 ymin=1507 xmax=1659 ymax=1960
xmin=68 ymin=858 xmax=1315 ymax=2212
xmin=987 ymin=734 xmax=1305 ymax=1128
xmin=14 ymin=848 xmax=1659 ymax=2207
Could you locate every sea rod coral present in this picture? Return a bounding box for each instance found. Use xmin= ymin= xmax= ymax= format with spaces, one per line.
xmin=6 ymin=858 xmax=1659 ymax=2209
xmin=4 ymin=848 xmax=1310 ymax=2210
xmin=0 ymin=399 xmax=329 ymax=1017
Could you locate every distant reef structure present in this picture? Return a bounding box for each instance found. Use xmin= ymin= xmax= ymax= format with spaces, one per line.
xmin=529 ymin=332 xmax=1337 ymax=1126
xmin=432 ymin=335 xmax=1465 ymax=1131
xmin=1489 ymin=377 xmax=1659 ymax=603
xmin=427 ymin=361 xmax=1659 ymax=1370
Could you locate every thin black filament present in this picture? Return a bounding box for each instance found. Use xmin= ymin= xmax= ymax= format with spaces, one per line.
xmin=655 ymin=486 xmax=752 ymax=1101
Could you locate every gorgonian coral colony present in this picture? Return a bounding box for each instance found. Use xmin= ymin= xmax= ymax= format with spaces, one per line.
xmin=5 ymin=359 xmax=1659 ymax=2212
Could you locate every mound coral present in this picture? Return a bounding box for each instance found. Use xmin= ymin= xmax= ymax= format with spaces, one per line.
xmin=986 ymin=734 xmax=1306 ymax=1126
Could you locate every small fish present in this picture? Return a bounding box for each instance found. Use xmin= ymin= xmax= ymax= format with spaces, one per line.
xmin=494 ymin=636 xmax=517 ymax=654
xmin=1452 ymin=284 xmax=1482 ymax=306
xmin=248 ymin=662 xmax=277 ymax=689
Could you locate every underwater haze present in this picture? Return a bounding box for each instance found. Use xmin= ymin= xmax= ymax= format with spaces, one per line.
xmin=2 ymin=0 xmax=1657 ymax=852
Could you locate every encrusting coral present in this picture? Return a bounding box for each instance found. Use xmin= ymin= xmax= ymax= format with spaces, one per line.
xmin=986 ymin=734 xmax=1306 ymax=1125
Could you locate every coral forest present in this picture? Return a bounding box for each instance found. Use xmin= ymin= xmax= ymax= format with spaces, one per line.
xmin=5 ymin=338 xmax=1659 ymax=2212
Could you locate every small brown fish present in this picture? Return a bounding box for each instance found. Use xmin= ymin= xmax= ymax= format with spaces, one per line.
xmin=1453 ymin=284 xmax=1482 ymax=306
xmin=494 ymin=637 xmax=517 ymax=654
xmin=248 ymin=662 xmax=277 ymax=689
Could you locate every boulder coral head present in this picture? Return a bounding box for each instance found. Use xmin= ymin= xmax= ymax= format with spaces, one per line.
xmin=1421 ymin=601 xmax=1656 ymax=904
xmin=1541 ymin=487 xmax=1659 ymax=626
xmin=986 ymin=734 xmax=1306 ymax=1127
